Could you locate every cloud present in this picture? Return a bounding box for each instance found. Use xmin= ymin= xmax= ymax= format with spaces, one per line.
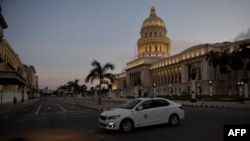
xmin=234 ymin=28 xmax=250 ymax=41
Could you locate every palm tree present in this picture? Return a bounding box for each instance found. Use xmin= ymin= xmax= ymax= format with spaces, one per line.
xmin=79 ymin=84 xmax=87 ymax=97
xmin=90 ymin=87 xmax=95 ymax=97
xmin=219 ymin=50 xmax=234 ymax=95
xmin=206 ymin=42 xmax=250 ymax=96
xmin=206 ymin=50 xmax=231 ymax=95
xmin=218 ymin=50 xmax=230 ymax=75
xmin=206 ymin=50 xmax=220 ymax=80
xmin=67 ymin=79 xmax=80 ymax=98
xmin=237 ymin=42 xmax=250 ymax=98
xmin=85 ymin=60 xmax=115 ymax=104
xmin=229 ymin=50 xmax=244 ymax=80
xmin=237 ymin=42 xmax=250 ymax=70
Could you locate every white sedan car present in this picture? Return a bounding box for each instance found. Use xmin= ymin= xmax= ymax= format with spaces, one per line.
xmin=99 ymin=97 xmax=185 ymax=132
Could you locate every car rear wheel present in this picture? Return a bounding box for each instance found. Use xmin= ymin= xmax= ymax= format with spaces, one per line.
xmin=120 ymin=119 xmax=133 ymax=132
xmin=169 ymin=114 xmax=179 ymax=126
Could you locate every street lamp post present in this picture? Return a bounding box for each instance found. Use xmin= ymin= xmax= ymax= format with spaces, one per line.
xmin=243 ymin=79 xmax=249 ymax=99
xmin=197 ymin=84 xmax=200 ymax=95
xmin=209 ymin=80 xmax=212 ymax=96
xmin=188 ymin=62 xmax=196 ymax=102
xmin=169 ymin=84 xmax=172 ymax=96
xmin=120 ymin=87 xmax=123 ymax=98
xmin=0 ymin=89 xmax=3 ymax=116
xmin=191 ymin=79 xmax=196 ymax=101
xmin=108 ymin=83 xmax=112 ymax=99
xmin=238 ymin=81 xmax=243 ymax=96
xmin=134 ymin=81 xmax=137 ymax=98
xmin=153 ymin=83 xmax=156 ymax=97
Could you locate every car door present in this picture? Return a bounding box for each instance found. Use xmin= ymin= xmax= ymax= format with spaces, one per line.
xmin=132 ymin=100 xmax=155 ymax=127
xmin=152 ymin=99 xmax=170 ymax=123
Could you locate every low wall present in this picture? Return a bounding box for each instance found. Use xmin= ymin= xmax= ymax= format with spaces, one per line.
xmin=0 ymin=91 xmax=28 ymax=103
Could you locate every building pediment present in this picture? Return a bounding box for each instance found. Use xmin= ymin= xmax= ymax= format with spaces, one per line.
xmin=126 ymin=57 xmax=162 ymax=70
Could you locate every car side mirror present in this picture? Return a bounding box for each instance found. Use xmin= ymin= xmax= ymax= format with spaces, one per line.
xmin=137 ymin=106 xmax=143 ymax=111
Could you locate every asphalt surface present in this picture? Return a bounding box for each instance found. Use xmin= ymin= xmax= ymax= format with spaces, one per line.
xmin=1 ymin=97 xmax=250 ymax=141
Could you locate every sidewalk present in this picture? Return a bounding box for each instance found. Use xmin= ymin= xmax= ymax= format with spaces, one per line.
xmin=0 ymin=98 xmax=41 ymax=118
xmin=174 ymin=100 xmax=250 ymax=108
xmin=60 ymin=97 xmax=250 ymax=111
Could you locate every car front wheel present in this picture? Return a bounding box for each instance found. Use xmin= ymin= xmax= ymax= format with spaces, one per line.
xmin=120 ymin=119 xmax=133 ymax=132
xmin=169 ymin=114 xmax=179 ymax=126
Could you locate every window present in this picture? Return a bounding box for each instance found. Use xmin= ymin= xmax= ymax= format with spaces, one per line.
xmin=140 ymin=100 xmax=153 ymax=110
xmin=153 ymin=100 xmax=169 ymax=107
xmin=120 ymin=99 xmax=142 ymax=109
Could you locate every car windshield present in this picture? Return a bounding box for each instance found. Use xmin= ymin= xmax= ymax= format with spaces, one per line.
xmin=120 ymin=99 xmax=142 ymax=109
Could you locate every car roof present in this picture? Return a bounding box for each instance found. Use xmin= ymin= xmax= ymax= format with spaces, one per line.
xmin=134 ymin=97 xmax=168 ymax=101
xmin=130 ymin=97 xmax=178 ymax=106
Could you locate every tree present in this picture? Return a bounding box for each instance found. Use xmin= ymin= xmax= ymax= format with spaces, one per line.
xmin=237 ymin=42 xmax=250 ymax=98
xmin=67 ymin=79 xmax=80 ymax=98
xmin=90 ymin=87 xmax=95 ymax=97
xmin=206 ymin=50 xmax=230 ymax=95
xmin=206 ymin=42 xmax=250 ymax=97
xmin=229 ymin=50 xmax=244 ymax=80
xmin=85 ymin=60 xmax=115 ymax=104
xmin=206 ymin=50 xmax=220 ymax=80
xmin=237 ymin=42 xmax=250 ymax=70
xmin=218 ymin=50 xmax=230 ymax=74
xmin=79 ymin=84 xmax=87 ymax=97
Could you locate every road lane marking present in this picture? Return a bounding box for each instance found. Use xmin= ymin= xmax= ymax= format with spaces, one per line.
xmin=35 ymin=105 xmax=42 ymax=115
xmin=57 ymin=104 xmax=67 ymax=112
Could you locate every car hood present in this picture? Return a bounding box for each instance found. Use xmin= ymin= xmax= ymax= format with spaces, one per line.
xmin=101 ymin=108 xmax=130 ymax=116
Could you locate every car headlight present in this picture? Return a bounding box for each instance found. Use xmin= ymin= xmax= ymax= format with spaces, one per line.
xmin=108 ymin=115 xmax=120 ymax=120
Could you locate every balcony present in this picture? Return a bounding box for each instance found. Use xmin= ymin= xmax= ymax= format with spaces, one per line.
xmin=0 ymin=70 xmax=26 ymax=85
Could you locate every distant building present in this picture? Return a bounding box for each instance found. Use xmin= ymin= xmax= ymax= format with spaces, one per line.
xmin=113 ymin=6 xmax=250 ymax=98
xmin=24 ymin=65 xmax=39 ymax=99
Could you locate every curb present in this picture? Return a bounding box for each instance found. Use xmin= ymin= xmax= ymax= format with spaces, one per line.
xmin=182 ymin=104 xmax=228 ymax=108
xmin=58 ymin=98 xmax=250 ymax=111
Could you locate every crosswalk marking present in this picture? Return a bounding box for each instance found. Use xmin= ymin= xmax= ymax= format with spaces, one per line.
xmin=35 ymin=105 xmax=42 ymax=115
xmin=57 ymin=104 xmax=67 ymax=112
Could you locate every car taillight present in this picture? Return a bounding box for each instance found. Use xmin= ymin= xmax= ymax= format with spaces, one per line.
xmin=179 ymin=106 xmax=184 ymax=110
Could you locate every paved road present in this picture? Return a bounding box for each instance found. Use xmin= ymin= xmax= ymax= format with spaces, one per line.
xmin=0 ymin=97 xmax=100 ymax=141
xmin=1 ymin=97 xmax=250 ymax=141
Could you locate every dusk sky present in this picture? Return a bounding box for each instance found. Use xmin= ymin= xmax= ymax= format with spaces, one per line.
xmin=1 ymin=0 xmax=250 ymax=90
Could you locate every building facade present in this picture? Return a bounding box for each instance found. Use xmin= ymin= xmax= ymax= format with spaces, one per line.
xmin=24 ymin=65 xmax=39 ymax=99
xmin=113 ymin=6 xmax=250 ymax=98
xmin=0 ymin=6 xmax=39 ymax=103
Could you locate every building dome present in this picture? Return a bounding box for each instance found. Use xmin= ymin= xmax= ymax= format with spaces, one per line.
xmin=141 ymin=6 xmax=166 ymax=29
xmin=137 ymin=6 xmax=170 ymax=58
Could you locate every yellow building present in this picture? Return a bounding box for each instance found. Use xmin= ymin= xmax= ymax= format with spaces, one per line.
xmin=114 ymin=6 xmax=250 ymax=98
xmin=0 ymin=39 xmax=27 ymax=102
xmin=24 ymin=65 xmax=39 ymax=99
xmin=0 ymin=7 xmax=38 ymax=103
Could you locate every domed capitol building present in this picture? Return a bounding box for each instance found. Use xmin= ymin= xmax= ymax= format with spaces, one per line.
xmin=113 ymin=6 xmax=250 ymax=98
